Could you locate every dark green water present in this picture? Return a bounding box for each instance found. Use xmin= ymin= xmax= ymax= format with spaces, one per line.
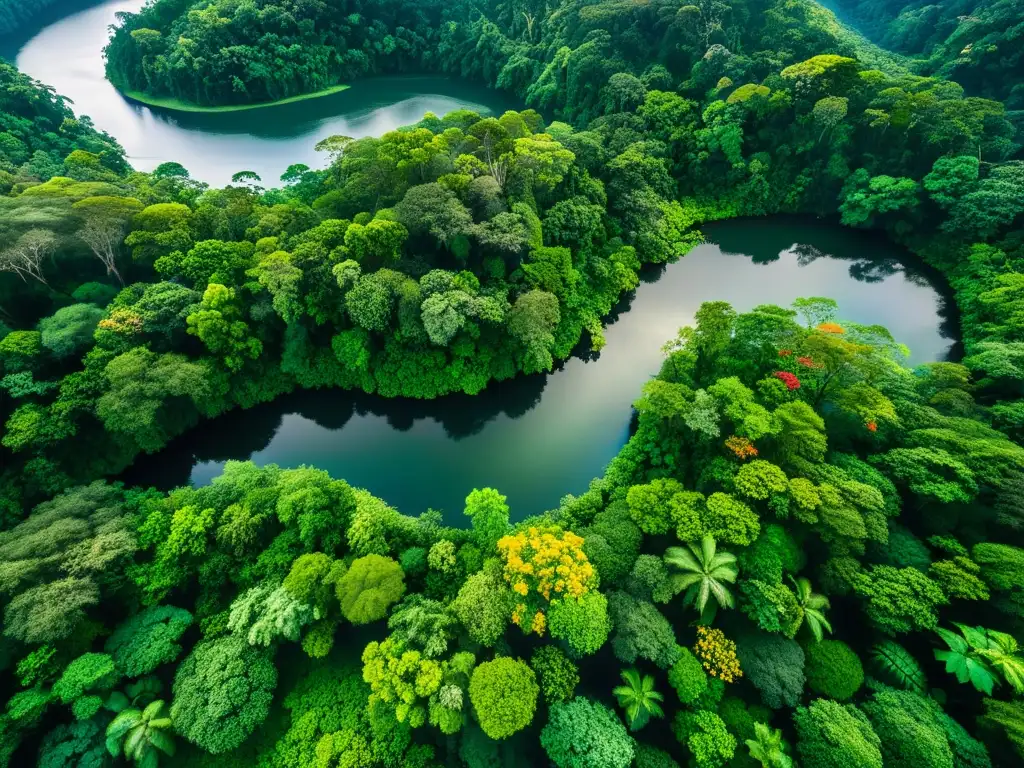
xmin=4 ymin=0 xmax=522 ymax=186
xmin=126 ymin=219 xmax=957 ymax=521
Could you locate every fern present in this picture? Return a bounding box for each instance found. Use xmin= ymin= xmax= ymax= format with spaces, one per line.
xmin=871 ymin=641 xmax=927 ymax=694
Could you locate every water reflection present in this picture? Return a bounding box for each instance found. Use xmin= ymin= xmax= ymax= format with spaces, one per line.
xmin=125 ymin=218 xmax=958 ymax=522
xmin=6 ymin=0 xmax=522 ymax=185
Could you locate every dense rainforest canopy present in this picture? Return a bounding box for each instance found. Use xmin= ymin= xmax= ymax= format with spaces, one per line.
xmin=831 ymin=0 xmax=1023 ymax=106
xmin=103 ymin=0 xmax=1023 ymax=110
xmin=104 ymin=0 xmax=918 ymax=109
xmin=1 ymin=0 xmax=1024 ymax=766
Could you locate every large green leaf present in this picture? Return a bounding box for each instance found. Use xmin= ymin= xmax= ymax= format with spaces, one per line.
xmin=935 ymin=648 xmax=997 ymax=694
xmin=871 ymin=641 xmax=926 ymax=693
xmin=104 ymin=690 xmax=130 ymax=713
xmin=105 ymin=708 xmax=142 ymax=756
xmin=149 ymin=728 xmax=176 ymax=757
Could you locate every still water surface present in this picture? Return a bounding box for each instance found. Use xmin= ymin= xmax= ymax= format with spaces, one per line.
xmin=3 ymin=0 xmax=521 ymax=186
xmin=126 ymin=219 xmax=957 ymax=522
xmin=3 ymin=3 xmax=956 ymax=522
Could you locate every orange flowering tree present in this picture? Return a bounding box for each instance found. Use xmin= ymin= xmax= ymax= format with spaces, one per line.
xmin=496 ymin=525 xmax=597 ymax=636
xmin=771 ymin=322 xmax=900 ymax=432
xmin=724 ymin=436 xmax=758 ymax=460
xmin=815 ymin=322 xmax=845 ymax=334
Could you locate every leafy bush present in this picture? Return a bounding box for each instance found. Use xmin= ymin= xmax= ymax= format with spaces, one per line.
xmin=862 ymin=689 xmax=954 ymax=768
xmin=335 ymin=554 xmax=406 ymax=625
xmin=633 ymin=744 xmax=681 ymax=768
xmin=607 ymin=591 xmax=680 ymax=669
xmin=548 ymin=592 xmax=611 ymax=657
xmin=452 ymin=562 xmax=514 ymax=647
xmin=105 ymin=605 xmax=193 ymax=678
xmin=541 ymin=697 xmax=635 ymax=768
xmin=736 ymin=634 xmax=804 ymax=709
xmin=718 ymin=696 xmax=771 ymax=743
xmin=582 ymin=505 xmax=642 ymax=586
xmin=793 ymin=699 xmax=882 ymax=768
xmin=171 ymin=637 xmax=277 ymax=753
xmin=531 ymin=646 xmax=580 ymax=703
xmin=668 ymin=647 xmax=707 ymax=705
xmin=804 ymin=640 xmax=864 ymax=701
xmin=52 ymin=653 xmax=119 ymax=704
xmin=468 ymin=658 xmax=538 ymax=740
xmin=673 ymin=709 xmax=736 ymax=768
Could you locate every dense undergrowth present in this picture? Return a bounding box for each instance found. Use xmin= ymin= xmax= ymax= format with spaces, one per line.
xmin=1 ymin=0 xmax=1024 ymax=765
xmin=5 ymin=306 xmax=1024 ymax=768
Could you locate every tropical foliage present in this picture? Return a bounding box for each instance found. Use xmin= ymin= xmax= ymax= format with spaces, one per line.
xmin=612 ymin=668 xmax=665 ymax=731
xmin=1 ymin=0 xmax=1023 ymax=765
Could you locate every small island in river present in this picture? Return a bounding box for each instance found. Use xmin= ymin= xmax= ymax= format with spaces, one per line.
xmin=120 ymin=83 xmax=351 ymax=113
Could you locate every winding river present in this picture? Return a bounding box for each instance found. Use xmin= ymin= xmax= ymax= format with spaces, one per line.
xmin=126 ymin=219 xmax=957 ymax=521
xmin=1 ymin=0 xmax=522 ymax=186
xmin=4 ymin=3 xmax=957 ymax=522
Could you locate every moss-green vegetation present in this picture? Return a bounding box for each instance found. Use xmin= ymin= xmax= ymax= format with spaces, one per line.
xmin=1 ymin=0 xmax=1023 ymax=766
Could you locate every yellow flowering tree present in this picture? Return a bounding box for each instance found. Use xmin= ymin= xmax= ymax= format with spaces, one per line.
xmin=497 ymin=525 xmax=597 ymax=636
xmin=693 ymin=626 xmax=743 ymax=683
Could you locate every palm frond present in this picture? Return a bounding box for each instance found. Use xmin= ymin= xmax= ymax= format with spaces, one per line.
xmin=871 ymin=641 xmax=927 ymax=693
xmin=664 ymin=547 xmax=702 ymax=572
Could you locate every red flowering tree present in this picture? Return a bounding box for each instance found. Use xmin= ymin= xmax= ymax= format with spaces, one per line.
xmin=773 ymin=371 xmax=801 ymax=391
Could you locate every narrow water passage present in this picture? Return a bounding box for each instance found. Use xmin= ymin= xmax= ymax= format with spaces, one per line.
xmin=125 ymin=219 xmax=956 ymax=523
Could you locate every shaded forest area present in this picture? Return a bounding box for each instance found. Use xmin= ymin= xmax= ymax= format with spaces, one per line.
xmin=831 ymin=0 xmax=1023 ymax=106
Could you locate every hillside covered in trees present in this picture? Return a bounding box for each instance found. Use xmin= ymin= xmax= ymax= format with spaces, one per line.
xmin=831 ymin=0 xmax=1023 ymax=106
xmin=103 ymin=0 xmax=913 ymax=109
xmin=1 ymin=0 xmax=1024 ymax=766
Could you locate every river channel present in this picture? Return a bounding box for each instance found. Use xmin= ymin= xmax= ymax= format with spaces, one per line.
xmin=126 ymin=219 xmax=957 ymax=522
xmin=3 ymin=1 xmax=957 ymax=523
xmin=2 ymin=0 xmax=522 ymax=186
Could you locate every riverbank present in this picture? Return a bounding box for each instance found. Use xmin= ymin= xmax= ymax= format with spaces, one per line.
xmin=123 ymin=217 xmax=955 ymax=522
xmin=119 ymin=83 xmax=351 ymax=113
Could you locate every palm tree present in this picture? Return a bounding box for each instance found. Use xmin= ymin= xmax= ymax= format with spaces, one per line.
xmin=790 ymin=576 xmax=833 ymax=642
xmin=612 ymin=668 xmax=665 ymax=731
xmin=105 ymin=699 xmax=175 ymax=768
xmin=745 ymin=722 xmax=793 ymax=768
xmin=664 ymin=535 xmax=738 ymax=620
